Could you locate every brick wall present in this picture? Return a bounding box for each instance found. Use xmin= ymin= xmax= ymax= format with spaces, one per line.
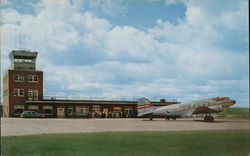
xmin=4 ymin=70 xmax=43 ymax=117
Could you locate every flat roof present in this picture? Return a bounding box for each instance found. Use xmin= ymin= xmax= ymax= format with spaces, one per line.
xmin=26 ymin=99 xmax=179 ymax=106
xmin=9 ymin=50 xmax=38 ymax=59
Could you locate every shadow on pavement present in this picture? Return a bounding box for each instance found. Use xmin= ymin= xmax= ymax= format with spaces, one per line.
xmin=141 ymin=119 xmax=235 ymax=123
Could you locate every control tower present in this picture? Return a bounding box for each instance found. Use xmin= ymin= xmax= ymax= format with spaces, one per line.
xmin=9 ymin=50 xmax=38 ymax=71
xmin=3 ymin=50 xmax=43 ymax=117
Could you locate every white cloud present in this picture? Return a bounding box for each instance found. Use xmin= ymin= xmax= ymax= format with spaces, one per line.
xmin=1 ymin=9 xmax=23 ymax=23
xmin=152 ymin=0 xmax=248 ymax=48
xmin=0 ymin=0 xmax=12 ymax=6
xmin=104 ymin=26 xmax=156 ymax=61
xmin=1 ymin=0 xmax=248 ymax=107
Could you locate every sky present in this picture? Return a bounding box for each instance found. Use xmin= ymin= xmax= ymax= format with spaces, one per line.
xmin=0 ymin=0 xmax=249 ymax=107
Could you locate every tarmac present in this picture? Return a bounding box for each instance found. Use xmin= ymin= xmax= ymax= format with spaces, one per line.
xmin=1 ymin=118 xmax=249 ymax=136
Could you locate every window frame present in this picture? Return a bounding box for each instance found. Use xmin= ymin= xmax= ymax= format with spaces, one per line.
xmin=28 ymin=105 xmax=38 ymax=112
xmin=76 ymin=106 xmax=89 ymax=116
xmin=113 ymin=107 xmax=122 ymax=113
xmin=33 ymin=90 xmax=38 ymax=100
xmin=43 ymin=106 xmax=53 ymax=115
xmin=124 ymin=106 xmax=133 ymax=114
xmin=14 ymin=88 xmax=25 ymax=97
xmin=68 ymin=106 xmax=73 ymax=115
xmin=28 ymin=75 xmax=38 ymax=83
xmin=14 ymin=105 xmax=24 ymax=115
xmin=28 ymin=89 xmax=33 ymax=101
xmin=34 ymin=75 xmax=38 ymax=82
xmin=92 ymin=105 xmax=100 ymax=113
xmin=13 ymin=74 xmax=24 ymax=82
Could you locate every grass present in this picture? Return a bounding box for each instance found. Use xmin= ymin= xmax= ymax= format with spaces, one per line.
xmin=218 ymin=107 xmax=249 ymax=118
xmin=1 ymin=130 xmax=249 ymax=156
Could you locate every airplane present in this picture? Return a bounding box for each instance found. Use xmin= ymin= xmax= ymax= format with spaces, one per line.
xmin=137 ymin=97 xmax=236 ymax=122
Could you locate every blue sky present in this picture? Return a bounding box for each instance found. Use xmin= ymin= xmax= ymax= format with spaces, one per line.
xmin=1 ymin=0 xmax=249 ymax=107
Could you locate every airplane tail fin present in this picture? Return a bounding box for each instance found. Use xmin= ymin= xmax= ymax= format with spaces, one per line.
xmin=137 ymin=98 xmax=156 ymax=116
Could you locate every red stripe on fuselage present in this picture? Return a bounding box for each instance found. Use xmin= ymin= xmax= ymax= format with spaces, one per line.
xmin=137 ymin=104 xmax=153 ymax=109
xmin=212 ymin=97 xmax=228 ymax=101
xmin=138 ymin=104 xmax=152 ymax=107
xmin=137 ymin=105 xmax=153 ymax=109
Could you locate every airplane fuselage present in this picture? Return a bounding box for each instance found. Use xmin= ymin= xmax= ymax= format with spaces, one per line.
xmin=137 ymin=97 xmax=236 ymax=121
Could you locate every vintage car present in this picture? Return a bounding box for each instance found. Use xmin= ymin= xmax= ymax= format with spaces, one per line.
xmin=21 ymin=111 xmax=45 ymax=118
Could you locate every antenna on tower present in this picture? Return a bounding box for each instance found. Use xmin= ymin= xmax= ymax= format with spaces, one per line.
xmin=14 ymin=25 xmax=17 ymax=49
xmin=18 ymin=32 xmax=27 ymax=50
xmin=18 ymin=33 xmax=22 ymax=49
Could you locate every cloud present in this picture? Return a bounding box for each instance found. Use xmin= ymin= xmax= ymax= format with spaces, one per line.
xmin=152 ymin=0 xmax=248 ymax=50
xmin=1 ymin=0 xmax=248 ymax=107
xmin=1 ymin=9 xmax=23 ymax=23
xmin=86 ymin=0 xmax=127 ymax=17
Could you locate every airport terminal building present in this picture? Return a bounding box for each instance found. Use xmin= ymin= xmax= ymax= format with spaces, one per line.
xmin=2 ymin=50 xmax=179 ymax=118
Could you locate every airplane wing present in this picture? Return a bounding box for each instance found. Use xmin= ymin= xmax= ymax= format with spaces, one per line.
xmin=192 ymin=106 xmax=220 ymax=115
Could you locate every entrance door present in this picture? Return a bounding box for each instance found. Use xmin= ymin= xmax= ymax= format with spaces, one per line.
xmin=103 ymin=109 xmax=108 ymax=118
xmin=57 ymin=106 xmax=65 ymax=118
xmin=114 ymin=107 xmax=122 ymax=118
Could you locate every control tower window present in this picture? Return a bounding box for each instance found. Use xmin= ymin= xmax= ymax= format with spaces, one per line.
xmin=13 ymin=75 xmax=24 ymax=82
xmin=14 ymin=88 xmax=24 ymax=97
xmin=34 ymin=75 xmax=38 ymax=81
xmin=28 ymin=75 xmax=38 ymax=82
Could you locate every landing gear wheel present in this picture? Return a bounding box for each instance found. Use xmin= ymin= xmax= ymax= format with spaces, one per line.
xmin=165 ymin=116 xmax=170 ymax=120
xmin=150 ymin=117 xmax=153 ymax=120
xmin=204 ymin=115 xmax=214 ymax=122
xmin=209 ymin=116 xmax=214 ymax=122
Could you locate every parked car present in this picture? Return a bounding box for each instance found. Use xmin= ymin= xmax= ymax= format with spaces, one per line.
xmin=21 ymin=111 xmax=45 ymax=118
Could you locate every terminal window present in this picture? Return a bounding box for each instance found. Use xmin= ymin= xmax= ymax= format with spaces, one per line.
xmin=28 ymin=105 xmax=38 ymax=112
xmin=43 ymin=106 xmax=53 ymax=115
xmin=14 ymin=105 xmax=24 ymax=115
xmin=14 ymin=89 xmax=24 ymax=97
xmin=68 ymin=106 xmax=73 ymax=115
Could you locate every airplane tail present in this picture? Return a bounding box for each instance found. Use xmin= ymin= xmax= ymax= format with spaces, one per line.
xmin=137 ymin=98 xmax=156 ymax=116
